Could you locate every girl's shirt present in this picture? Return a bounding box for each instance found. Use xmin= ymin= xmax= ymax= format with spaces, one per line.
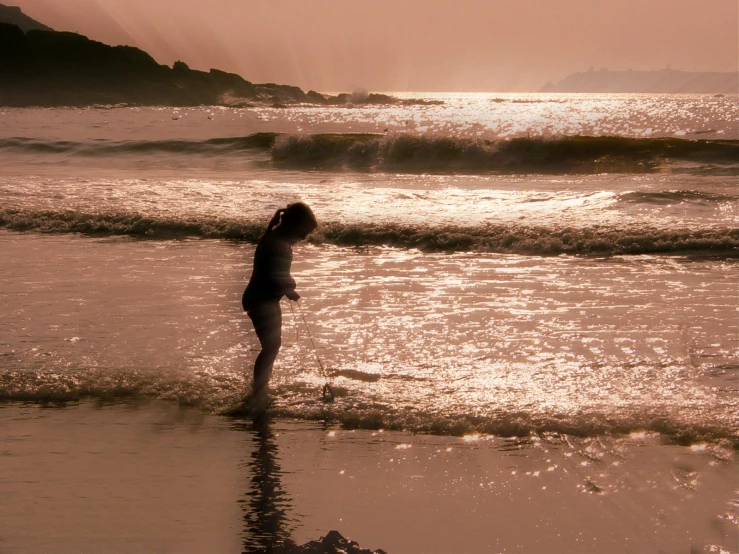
xmin=242 ymin=234 xmax=296 ymax=311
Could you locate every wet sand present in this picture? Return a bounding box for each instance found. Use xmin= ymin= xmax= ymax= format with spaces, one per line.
xmin=1 ymin=400 xmax=736 ymax=554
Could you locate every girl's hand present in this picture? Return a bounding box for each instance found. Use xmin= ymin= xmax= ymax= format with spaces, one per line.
xmin=286 ymin=290 xmax=300 ymax=302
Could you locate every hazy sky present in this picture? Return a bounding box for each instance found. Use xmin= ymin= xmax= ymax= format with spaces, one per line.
xmin=13 ymin=0 xmax=739 ymax=92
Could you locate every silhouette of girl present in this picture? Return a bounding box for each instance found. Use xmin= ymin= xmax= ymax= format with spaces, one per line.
xmin=242 ymin=202 xmax=317 ymax=404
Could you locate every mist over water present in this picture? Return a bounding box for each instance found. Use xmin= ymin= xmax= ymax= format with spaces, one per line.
xmin=0 ymin=93 xmax=737 ymax=447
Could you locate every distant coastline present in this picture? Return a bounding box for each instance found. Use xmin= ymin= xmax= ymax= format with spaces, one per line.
xmin=2 ymin=4 xmax=736 ymax=106
xmin=540 ymin=67 xmax=738 ymax=94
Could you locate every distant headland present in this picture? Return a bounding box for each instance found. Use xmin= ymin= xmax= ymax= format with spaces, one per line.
xmin=0 ymin=4 xmax=437 ymax=108
xmin=540 ymin=67 xmax=738 ymax=94
xmin=2 ymin=4 xmax=736 ymax=105
xmin=0 ymin=3 xmax=51 ymax=32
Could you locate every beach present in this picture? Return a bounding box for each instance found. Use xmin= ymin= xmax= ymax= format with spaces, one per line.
xmin=1 ymin=400 xmax=736 ymax=554
xmin=1 ymin=227 xmax=737 ymax=553
xmin=1 ymin=94 xmax=738 ymax=552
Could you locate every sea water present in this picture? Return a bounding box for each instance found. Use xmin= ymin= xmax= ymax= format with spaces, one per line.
xmin=0 ymin=93 xmax=737 ymax=446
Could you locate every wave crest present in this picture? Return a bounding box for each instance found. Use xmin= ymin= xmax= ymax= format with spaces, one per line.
xmin=619 ymin=190 xmax=739 ymax=204
xmin=1 ymin=369 xmax=736 ymax=447
xmin=2 ymin=208 xmax=737 ymax=256
xmin=0 ymin=133 xmax=279 ymax=155
xmin=270 ymin=134 xmax=739 ymax=172
xmin=2 ymin=133 xmax=737 ymax=174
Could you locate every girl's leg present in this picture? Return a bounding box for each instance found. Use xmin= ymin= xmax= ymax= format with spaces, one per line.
xmin=247 ymin=302 xmax=282 ymax=398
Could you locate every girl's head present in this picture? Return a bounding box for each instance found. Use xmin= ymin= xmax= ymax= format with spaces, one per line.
xmin=266 ymin=202 xmax=317 ymax=241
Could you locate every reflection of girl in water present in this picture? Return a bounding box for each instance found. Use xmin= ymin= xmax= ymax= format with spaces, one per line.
xmin=242 ymin=202 xmax=317 ymax=404
xmin=242 ymin=413 xmax=293 ymax=550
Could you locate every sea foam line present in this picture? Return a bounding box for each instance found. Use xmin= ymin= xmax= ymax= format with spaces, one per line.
xmin=1 ymin=368 xmax=736 ymax=447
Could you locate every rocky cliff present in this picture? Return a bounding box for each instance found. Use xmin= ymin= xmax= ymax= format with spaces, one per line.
xmin=0 ymin=5 xmax=429 ymax=107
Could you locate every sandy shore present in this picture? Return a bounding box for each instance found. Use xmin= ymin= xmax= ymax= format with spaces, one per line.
xmin=1 ymin=399 xmax=736 ymax=554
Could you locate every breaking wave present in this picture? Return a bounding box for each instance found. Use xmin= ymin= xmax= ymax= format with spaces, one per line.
xmin=1 ymin=133 xmax=737 ymax=174
xmin=0 ymin=133 xmax=278 ymax=155
xmin=1 ymin=207 xmax=737 ymax=256
xmin=618 ymin=190 xmax=739 ymax=205
xmin=1 ymin=368 xmax=736 ymax=447
xmin=271 ymin=134 xmax=739 ymax=173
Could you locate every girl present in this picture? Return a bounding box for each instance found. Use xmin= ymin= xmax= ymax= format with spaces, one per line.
xmin=242 ymin=202 xmax=317 ymax=403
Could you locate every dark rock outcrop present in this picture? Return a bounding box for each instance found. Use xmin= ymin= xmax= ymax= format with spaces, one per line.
xmin=0 ymin=21 xmax=321 ymax=107
xmin=0 ymin=4 xmax=440 ymax=108
xmin=0 ymin=5 xmax=439 ymax=108
xmin=323 ymin=90 xmax=442 ymax=106
xmin=248 ymin=530 xmax=388 ymax=554
xmin=0 ymin=3 xmax=53 ymax=32
xmin=0 ymin=5 xmax=441 ymax=108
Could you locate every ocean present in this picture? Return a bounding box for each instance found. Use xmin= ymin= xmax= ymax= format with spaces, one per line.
xmin=1 ymin=92 xmax=737 ymax=448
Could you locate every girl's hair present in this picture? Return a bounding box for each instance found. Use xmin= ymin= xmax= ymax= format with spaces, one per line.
xmin=265 ymin=202 xmax=317 ymax=236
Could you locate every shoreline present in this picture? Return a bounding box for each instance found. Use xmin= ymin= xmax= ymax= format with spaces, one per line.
xmin=3 ymin=387 xmax=739 ymax=450
xmin=1 ymin=230 xmax=737 ymax=450
xmin=1 ymin=398 xmax=736 ymax=554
